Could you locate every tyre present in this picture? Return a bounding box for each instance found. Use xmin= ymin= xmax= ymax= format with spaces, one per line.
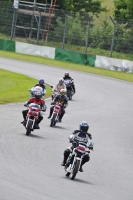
xmin=26 ymin=120 xmax=33 ymax=136
xmin=50 ymin=113 xmax=56 ymax=127
xmin=70 ymin=160 xmax=80 ymax=180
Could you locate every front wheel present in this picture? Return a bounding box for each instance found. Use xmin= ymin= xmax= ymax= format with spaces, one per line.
xmin=50 ymin=113 xmax=57 ymax=127
xmin=26 ymin=120 xmax=33 ymax=136
xmin=70 ymin=160 xmax=80 ymax=180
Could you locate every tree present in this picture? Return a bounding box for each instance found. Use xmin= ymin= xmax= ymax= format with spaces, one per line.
xmin=52 ymin=12 xmax=88 ymax=45
xmin=1 ymin=0 xmax=106 ymax=15
xmin=113 ymin=0 xmax=133 ymax=19
xmin=6 ymin=0 xmax=106 ymax=14
xmin=126 ymin=0 xmax=133 ymax=19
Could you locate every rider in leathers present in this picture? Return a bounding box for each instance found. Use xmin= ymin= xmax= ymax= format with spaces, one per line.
xmin=34 ymin=78 xmax=46 ymax=95
xmin=63 ymin=72 xmax=76 ymax=94
xmin=48 ymin=89 xmax=68 ymax=122
xmin=61 ymin=121 xmax=94 ymax=172
xmin=51 ymin=78 xmax=66 ymax=100
xmin=54 ymin=78 xmax=66 ymax=91
xmin=21 ymin=92 xmax=45 ymax=129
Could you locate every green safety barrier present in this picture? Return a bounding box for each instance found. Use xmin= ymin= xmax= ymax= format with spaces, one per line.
xmin=0 ymin=39 xmax=15 ymax=52
xmin=55 ymin=48 xmax=87 ymax=65
xmin=87 ymin=54 xmax=96 ymax=67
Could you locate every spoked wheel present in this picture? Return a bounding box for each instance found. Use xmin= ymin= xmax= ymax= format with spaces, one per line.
xmin=70 ymin=160 xmax=80 ymax=180
xmin=50 ymin=113 xmax=56 ymax=127
xmin=26 ymin=120 xmax=33 ymax=136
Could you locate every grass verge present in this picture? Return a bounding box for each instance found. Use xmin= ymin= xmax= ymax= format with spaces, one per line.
xmin=0 ymin=68 xmax=51 ymax=104
xmin=0 ymin=50 xmax=133 ymax=83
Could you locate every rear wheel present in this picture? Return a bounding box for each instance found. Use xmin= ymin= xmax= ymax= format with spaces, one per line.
xmin=26 ymin=120 xmax=33 ymax=136
xmin=50 ymin=113 xmax=56 ymax=127
xmin=70 ymin=160 xmax=80 ymax=180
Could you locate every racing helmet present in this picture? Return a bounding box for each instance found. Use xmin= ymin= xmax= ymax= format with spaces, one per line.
xmin=39 ymin=78 xmax=44 ymax=85
xmin=80 ymin=121 xmax=89 ymax=132
xmin=60 ymin=89 xmax=66 ymax=96
xmin=59 ymin=78 xmax=64 ymax=85
xmin=34 ymin=91 xmax=42 ymax=100
xmin=64 ymin=72 xmax=69 ymax=78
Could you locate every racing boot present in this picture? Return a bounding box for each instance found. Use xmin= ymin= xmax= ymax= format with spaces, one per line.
xmin=59 ymin=113 xmax=64 ymax=122
xmin=34 ymin=123 xmax=40 ymax=129
xmin=47 ymin=108 xmax=53 ymax=119
xmin=61 ymin=149 xmax=71 ymax=166
xmin=79 ymin=165 xmax=83 ymax=172
xmin=59 ymin=118 xmax=62 ymax=123
xmin=47 ymin=115 xmax=51 ymax=119
xmin=79 ymin=159 xmax=88 ymax=172
xmin=21 ymin=119 xmax=26 ymax=126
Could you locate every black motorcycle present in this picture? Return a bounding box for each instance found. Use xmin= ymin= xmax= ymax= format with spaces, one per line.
xmin=64 ymin=79 xmax=74 ymax=100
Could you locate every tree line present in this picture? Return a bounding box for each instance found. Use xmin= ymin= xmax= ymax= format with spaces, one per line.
xmin=1 ymin=0 xmax=133 ymax=54
xmin=1 ymin=0 xmax=133 ymax=19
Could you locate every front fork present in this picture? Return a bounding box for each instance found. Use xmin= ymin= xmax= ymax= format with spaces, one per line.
xmin=66 ymin=156 xmax=82 ymax=173
xmin=26 ymin=117 xmax=35 ymax=129
xmin=51 ymin=112 xmax=59 ymax=121
xmin=71 ymin=156 xmax=82 ymax=171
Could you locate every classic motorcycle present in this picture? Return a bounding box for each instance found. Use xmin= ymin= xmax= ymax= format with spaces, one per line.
xmin=64 ymin=143 xmax=91 ymax=180
xmin=23 ymin=103 xmax=41 ymax=136
xmin=51 ymin=86 xmax=60 ymax=101
xmin=64 ymin=79 xmax=74 ymax=100
xmin=50 ymin=102 xmax=62 ymax=127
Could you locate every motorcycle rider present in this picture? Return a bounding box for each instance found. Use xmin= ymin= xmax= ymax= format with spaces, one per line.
xmin=55 ymin=78 xmax=66 ymax=91
xmin=34 ymin=78 xmax=46 ymax=96
xmin=63 ymin=72 xmax=76 ymax=94
xmin=51 ymin=78 xmax=66 ymax=100
xmin=61 ymin=121 xmax=94 ymax=172
xmin=48 ymin=89 xmax=68 ymax=122
xmin=21 ymin=91 xmax=45 ymax=129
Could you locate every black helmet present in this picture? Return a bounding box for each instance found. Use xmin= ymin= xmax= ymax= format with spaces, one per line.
xmin=64 ymin=72 xmax=69 ymax=78
xmin=34 ymin=91 xmax=41 ymax=100
xmin=79 ymin=121 xmax=89 ymax=132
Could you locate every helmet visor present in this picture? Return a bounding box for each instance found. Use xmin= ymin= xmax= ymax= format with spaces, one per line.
xmin=81 ymin=126 xmax=88 ymax=132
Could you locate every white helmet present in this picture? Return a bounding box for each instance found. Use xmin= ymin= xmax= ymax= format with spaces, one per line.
xmin=59 ymin=78 xmax=64 ymax=85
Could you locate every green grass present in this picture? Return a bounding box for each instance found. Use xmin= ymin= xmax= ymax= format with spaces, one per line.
xmin=0 ymin=68 xmax=52 ymax=104
xmin=0 ymin=50 xmax=133 ymax=85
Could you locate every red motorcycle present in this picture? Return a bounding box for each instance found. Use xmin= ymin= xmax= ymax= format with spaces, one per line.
xmin=50 ymin=102 xmax=62 ymax=127
xmin=25 ymin=103 xmax=41 ymax=136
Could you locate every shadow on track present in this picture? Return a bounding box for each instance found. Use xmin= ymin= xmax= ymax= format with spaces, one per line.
xmin=22 ymin=133 xmax=45 ymax=139
xmin=62 ymin=176 xmax=94 ymax=185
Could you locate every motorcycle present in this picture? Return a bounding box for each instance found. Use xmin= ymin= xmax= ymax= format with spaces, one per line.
xmin=23 ymin=103 xmax=41 ymax=136
xmin=64 ymin=143 xmax=91 ymax=180
xmin=51 ymin=86 xmax=60 ymax=101
xmin=50 ymin=102 xmax=62 ymax=127
xmin=64 ymin=79 xmax=74 ymax=100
